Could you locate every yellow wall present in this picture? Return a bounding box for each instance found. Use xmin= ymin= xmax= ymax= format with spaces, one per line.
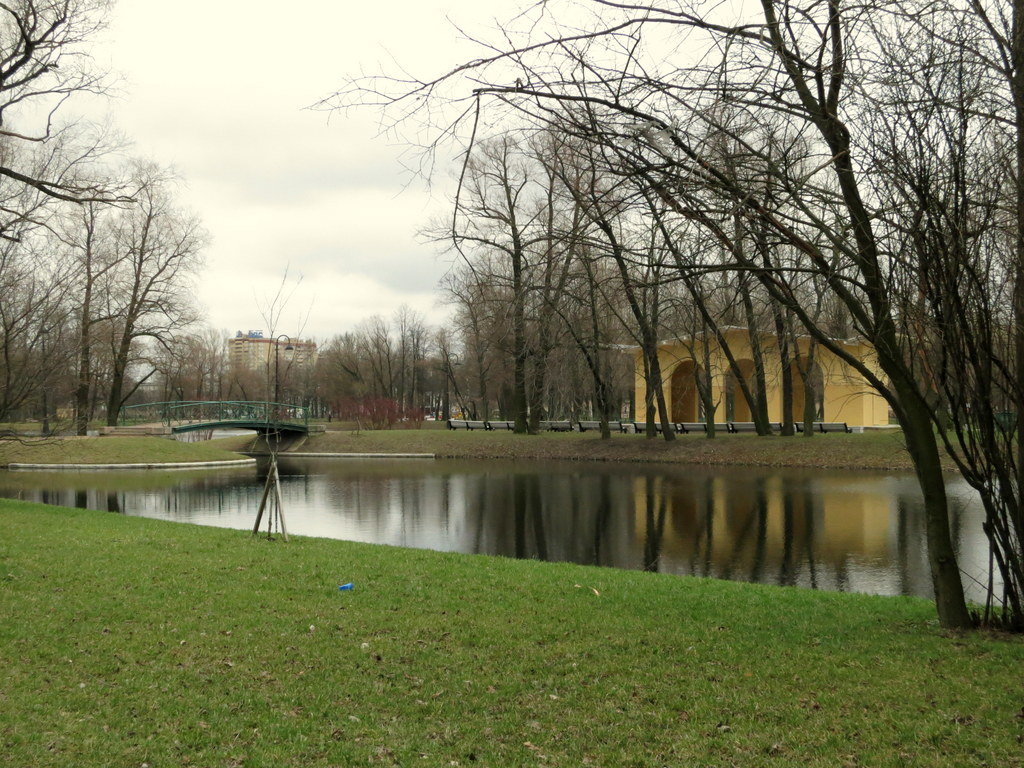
xmin=635 ymin=329 xmax=889 ymax=427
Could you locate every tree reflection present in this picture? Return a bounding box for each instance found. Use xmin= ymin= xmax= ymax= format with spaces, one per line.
xmin=592 ymin=475 xmax=613 ymax=566
xmin=642 ymin=476 xmax=667 ymax=572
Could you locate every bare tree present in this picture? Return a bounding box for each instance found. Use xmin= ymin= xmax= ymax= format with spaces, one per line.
xmin=447 ymin=135 xmax=551 ymax=432
xmin=331 ymin=0 xmax=981 ymax=627
xmin=0 ymin=232 xmax=72 ymax=424
xmin=103 ymin=165 xmax=206 ymax=424
xmin=0 ymin=0 xmax=127 ymax=236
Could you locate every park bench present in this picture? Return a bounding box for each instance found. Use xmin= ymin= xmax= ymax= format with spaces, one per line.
xmin=792 ymin=421 xmax=852 ymax=433
xmin=728 ymin=422 xmax=759 ymax=433
xmin=578 ymin=420 xmax=623 ymax=433
xmin=542 ymin=420 xmax=574 ymax=432
xmin=817 ymin=422 xmax=852 ymax=433
xmin=677 ymin=422 xmax=707 ymax=434
xmin=728 ymin=422 xmax=785 ymax=434
xmin=487 ymin=420 xmax=515 ymax=430
xmin=630 ymin=421 xmax=674 ymax=434
xmin=618 ymin=422 xmax=636 ymax=434
xmin=446 ymin=419 xmax=489 ymax=430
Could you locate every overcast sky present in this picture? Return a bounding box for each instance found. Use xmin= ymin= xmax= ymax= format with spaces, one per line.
xmin=90 ymin=0 xmax=521 ymax=341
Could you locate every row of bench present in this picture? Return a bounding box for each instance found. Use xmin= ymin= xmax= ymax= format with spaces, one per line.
xmin=446 ymin=419 xmax=575 ymax=432
xmin=447 ymin=419 xmax=853 ymax=434
xmin=619 ymin=421 xmax=852 ymax=434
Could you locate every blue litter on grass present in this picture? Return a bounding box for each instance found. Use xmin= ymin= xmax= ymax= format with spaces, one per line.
xmin=338 ymin=582 xmax=354 ymax=591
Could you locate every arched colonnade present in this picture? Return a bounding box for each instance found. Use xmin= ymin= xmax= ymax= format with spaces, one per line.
xmin=636 ymin=329 xmax=890 ymax=428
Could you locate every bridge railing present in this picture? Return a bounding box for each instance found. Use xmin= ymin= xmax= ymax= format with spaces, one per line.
xmin=120 ymin=400 xmax=309 ymax=427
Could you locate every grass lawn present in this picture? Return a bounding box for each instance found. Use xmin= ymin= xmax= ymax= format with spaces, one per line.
xmin=0 ymin=426 xmax=939 ymax=472
xmin=1 ymin=499 xmax=1020 ymax=767
xmin=0 ymin=436 xmax=250 ymax=467
xmin=295 ymin=427 xmax=938 ymax=471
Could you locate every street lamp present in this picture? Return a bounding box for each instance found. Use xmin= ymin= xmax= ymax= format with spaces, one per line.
xmin=273 ymin=334 xmax=295 ymax=407
xmin=253 ymin=334 xmax=296 ymax=543
xmin=441 ymin=352 xmax=461 ymax=421
xmin=39 ymin=328 xmax=49 ymax=436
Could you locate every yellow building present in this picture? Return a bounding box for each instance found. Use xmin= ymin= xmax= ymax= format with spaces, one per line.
xmin=228 ymin=331 xmax=318 ymax=374
xmin=635 ymin=327 xmax=890 ymax=427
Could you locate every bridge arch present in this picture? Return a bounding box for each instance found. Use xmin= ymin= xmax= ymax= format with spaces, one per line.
xmin=118 ymin=400 xmax=311 ymax=437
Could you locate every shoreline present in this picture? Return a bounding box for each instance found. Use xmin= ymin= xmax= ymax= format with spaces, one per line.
xmin=245 ymin=451 xmax=436 ymax=459
xmin=0 ymin=429 xmax=937 ymax=473
xmin=6 ymin=457 xmax=257 ymax=471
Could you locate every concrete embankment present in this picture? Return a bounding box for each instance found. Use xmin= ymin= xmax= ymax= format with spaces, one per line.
xmin=7 ymin=458 xmax=257 ymax=471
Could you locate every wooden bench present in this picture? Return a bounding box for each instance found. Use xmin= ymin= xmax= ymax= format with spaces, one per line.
xmin=578 ymin=420 xmax=622 ymax=433
xmin=677 ymin=422 xmax=707 ymax=434
xmin=728 ymin=422 xmax=759 ymax=433
xmin=790 ymin=422 xmax=853 ymax=433
xmin=447 ymin=419 xmax=490 ymax=430
xmin=630 ymin=421 xmax=673 ymax=434
xmin=728 ymin=422 xmax=785 ymax=434
xmin=619 ymin=422 xmax=637 ymax=434
xmin=817 ymin=422 xmax=852 ymax=433
xmin=541 ymin=420 xmax=574 ymax=432
xmin=487 ymin=420 xmax=515 ymax=430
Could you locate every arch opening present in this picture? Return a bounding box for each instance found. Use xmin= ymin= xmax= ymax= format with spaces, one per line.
xmin=728 ymin=359 xmax=757 ymax=422
xmin=670 ymin=360 xmax=700 ymax=422
xmin=791 ymin=358 xmax=824 ymax=422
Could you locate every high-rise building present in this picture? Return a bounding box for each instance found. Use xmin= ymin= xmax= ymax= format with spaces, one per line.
xmin=227 ymin=330 xmax=317 ymax=374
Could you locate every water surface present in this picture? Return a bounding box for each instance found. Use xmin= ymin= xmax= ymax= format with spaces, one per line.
xmin=0 ymin=457 xmax=989 ymax=601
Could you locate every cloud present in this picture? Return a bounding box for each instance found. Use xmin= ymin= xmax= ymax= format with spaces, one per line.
xmin=91 ymin=0 xmax=521 ymax=340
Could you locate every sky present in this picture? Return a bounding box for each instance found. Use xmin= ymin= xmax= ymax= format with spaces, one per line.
xmin=87 ymin=0 xmax=522 ymax=341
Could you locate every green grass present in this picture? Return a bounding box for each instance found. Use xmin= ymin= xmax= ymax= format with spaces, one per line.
xmin=1 ymin=499 xmax=1020 ymax=767
xmin=0 ymin=421 xmax=38 ymax=433
xmin=0 ymin=436 xmax=250 ymax=467
xmin=300 ymin=427 xmax=936 ymax=471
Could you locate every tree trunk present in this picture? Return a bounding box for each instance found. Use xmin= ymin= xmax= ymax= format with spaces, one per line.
xmin=897 ymin=388 xmax=973 ymax=628
xmin=512 ymin=250 xmax=530 ymax=434
xmin=1012 ymin=0 xmax=1024 ymax=535
xmin=739 ymin=278 xmax=772 ymax=434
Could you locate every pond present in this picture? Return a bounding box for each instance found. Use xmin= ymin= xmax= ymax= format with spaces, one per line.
xmin=0 ymin=457 xmax=990 ymax=602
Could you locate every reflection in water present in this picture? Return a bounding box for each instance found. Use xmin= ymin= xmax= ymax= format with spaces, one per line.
xmin=0 ymin=458 xmax=992 ymax=601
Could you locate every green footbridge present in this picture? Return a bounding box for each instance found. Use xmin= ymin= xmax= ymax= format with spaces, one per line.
xmin=119 ymin=401 xmax=312 ymax=437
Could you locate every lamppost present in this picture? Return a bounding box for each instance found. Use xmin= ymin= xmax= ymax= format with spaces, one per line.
xmin=441 ymin=351 xmax=460 ymax=421
xmin=40 ymin=328 xmax=49 ymax=436
xmin=255 ymin=333 xmax=296 ymax=543
xmin=273 ymin=334 xmax=295 ymax=410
